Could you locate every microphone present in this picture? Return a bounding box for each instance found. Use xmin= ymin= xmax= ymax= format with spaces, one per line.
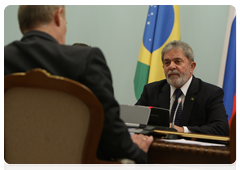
xmin=165 ymin=97 xmax=182 ymax=139
xmin=171 ymin=98 xmax=182 ymax=128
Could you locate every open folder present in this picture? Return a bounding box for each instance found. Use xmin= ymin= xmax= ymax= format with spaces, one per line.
xmin=120 ymin=105 xmax=176 ymax=135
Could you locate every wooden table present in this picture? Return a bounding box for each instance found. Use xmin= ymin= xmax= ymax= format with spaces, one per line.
xmin=147 ymin=129 xmax=234 ymax=164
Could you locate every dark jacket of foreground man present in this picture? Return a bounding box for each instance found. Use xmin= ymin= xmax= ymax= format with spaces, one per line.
xmin=4 ymin=30 xmax=147 ymax=163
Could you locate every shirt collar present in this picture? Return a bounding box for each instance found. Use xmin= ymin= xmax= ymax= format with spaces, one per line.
xmin=170 ymin=76 xmax=193 ymax=98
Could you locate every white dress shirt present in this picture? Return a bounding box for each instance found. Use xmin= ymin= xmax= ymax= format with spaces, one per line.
xmin=169 ymin=76 xmax=193 ymax=133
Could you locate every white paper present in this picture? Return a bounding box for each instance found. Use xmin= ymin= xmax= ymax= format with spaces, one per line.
xmin=158 ymin=138 xmax=226 ymax=146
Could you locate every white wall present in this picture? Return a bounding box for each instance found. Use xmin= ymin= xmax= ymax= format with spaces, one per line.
xmin=4 ymin=5 xmax=230 ymax=105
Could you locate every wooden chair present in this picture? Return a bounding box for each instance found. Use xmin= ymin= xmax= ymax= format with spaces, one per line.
xmin=4 ymin=68 xmax=131 ymax=164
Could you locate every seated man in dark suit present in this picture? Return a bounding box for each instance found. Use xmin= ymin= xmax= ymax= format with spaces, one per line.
xmin=4 ymin=5 xmax=153 ymax=163
xmin=136 ymin=40 xmax=229 ymax=136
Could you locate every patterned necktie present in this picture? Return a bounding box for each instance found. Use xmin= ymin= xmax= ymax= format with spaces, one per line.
xmin=170 ymin=89 xmax=183 ymax=126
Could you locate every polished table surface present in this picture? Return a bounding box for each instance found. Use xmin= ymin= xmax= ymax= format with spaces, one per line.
xmin=147 ymin=130 xmax=232 ymax=164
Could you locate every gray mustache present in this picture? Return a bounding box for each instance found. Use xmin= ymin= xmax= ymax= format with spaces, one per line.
xmin=167 ymin=71 xmax=180 ymax=77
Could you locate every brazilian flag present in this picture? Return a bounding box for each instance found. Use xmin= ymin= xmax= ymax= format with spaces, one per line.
xmin=134 ymin=5 xmax=181 ymax=100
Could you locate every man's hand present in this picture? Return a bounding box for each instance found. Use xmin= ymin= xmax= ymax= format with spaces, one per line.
xmin=130 ymin=134 xmax=153 ymax=153
xmin=169 ymin=123 xmax=184 ymax=133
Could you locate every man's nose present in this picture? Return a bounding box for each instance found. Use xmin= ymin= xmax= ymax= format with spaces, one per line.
xmin=169 ymin=62 xmax=176 ymax=70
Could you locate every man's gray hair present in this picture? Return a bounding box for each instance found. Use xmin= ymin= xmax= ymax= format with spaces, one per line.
xmin=161 ymin=40 xmax=194 ymax=63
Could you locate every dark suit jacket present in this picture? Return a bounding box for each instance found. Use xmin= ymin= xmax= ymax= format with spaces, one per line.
xmin=135 ymin=77 xmax=229 ymax=136
xmin=4 ymin=30 xmax=147 ymax=163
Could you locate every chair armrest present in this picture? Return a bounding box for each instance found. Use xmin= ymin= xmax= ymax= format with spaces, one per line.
xmin=97 ymin=159 xmax=146 ymax=170
xmin=120 ymin=159 xmax=137 ymax=169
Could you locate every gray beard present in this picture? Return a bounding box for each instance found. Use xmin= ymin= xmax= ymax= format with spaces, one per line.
xmin=165 ymin=69 xmax=190 ymax=88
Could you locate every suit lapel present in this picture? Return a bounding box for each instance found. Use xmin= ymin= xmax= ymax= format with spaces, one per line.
xmin=181 ymin=76 xmax=199 ymax=125
xmin=158 ymin=83 xmax=170 ymax=109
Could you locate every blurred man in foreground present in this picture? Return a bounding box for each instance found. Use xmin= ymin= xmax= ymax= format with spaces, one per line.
xmin=4 ymin=5 xmax=153 ymax=163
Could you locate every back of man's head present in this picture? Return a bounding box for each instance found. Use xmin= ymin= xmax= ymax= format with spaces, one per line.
xmin=18 ymin=5 xmax=65 ymax=34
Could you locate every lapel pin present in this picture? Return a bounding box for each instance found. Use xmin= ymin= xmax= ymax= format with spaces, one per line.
xmin=190 ymin=97 xmax=194 ymax=101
